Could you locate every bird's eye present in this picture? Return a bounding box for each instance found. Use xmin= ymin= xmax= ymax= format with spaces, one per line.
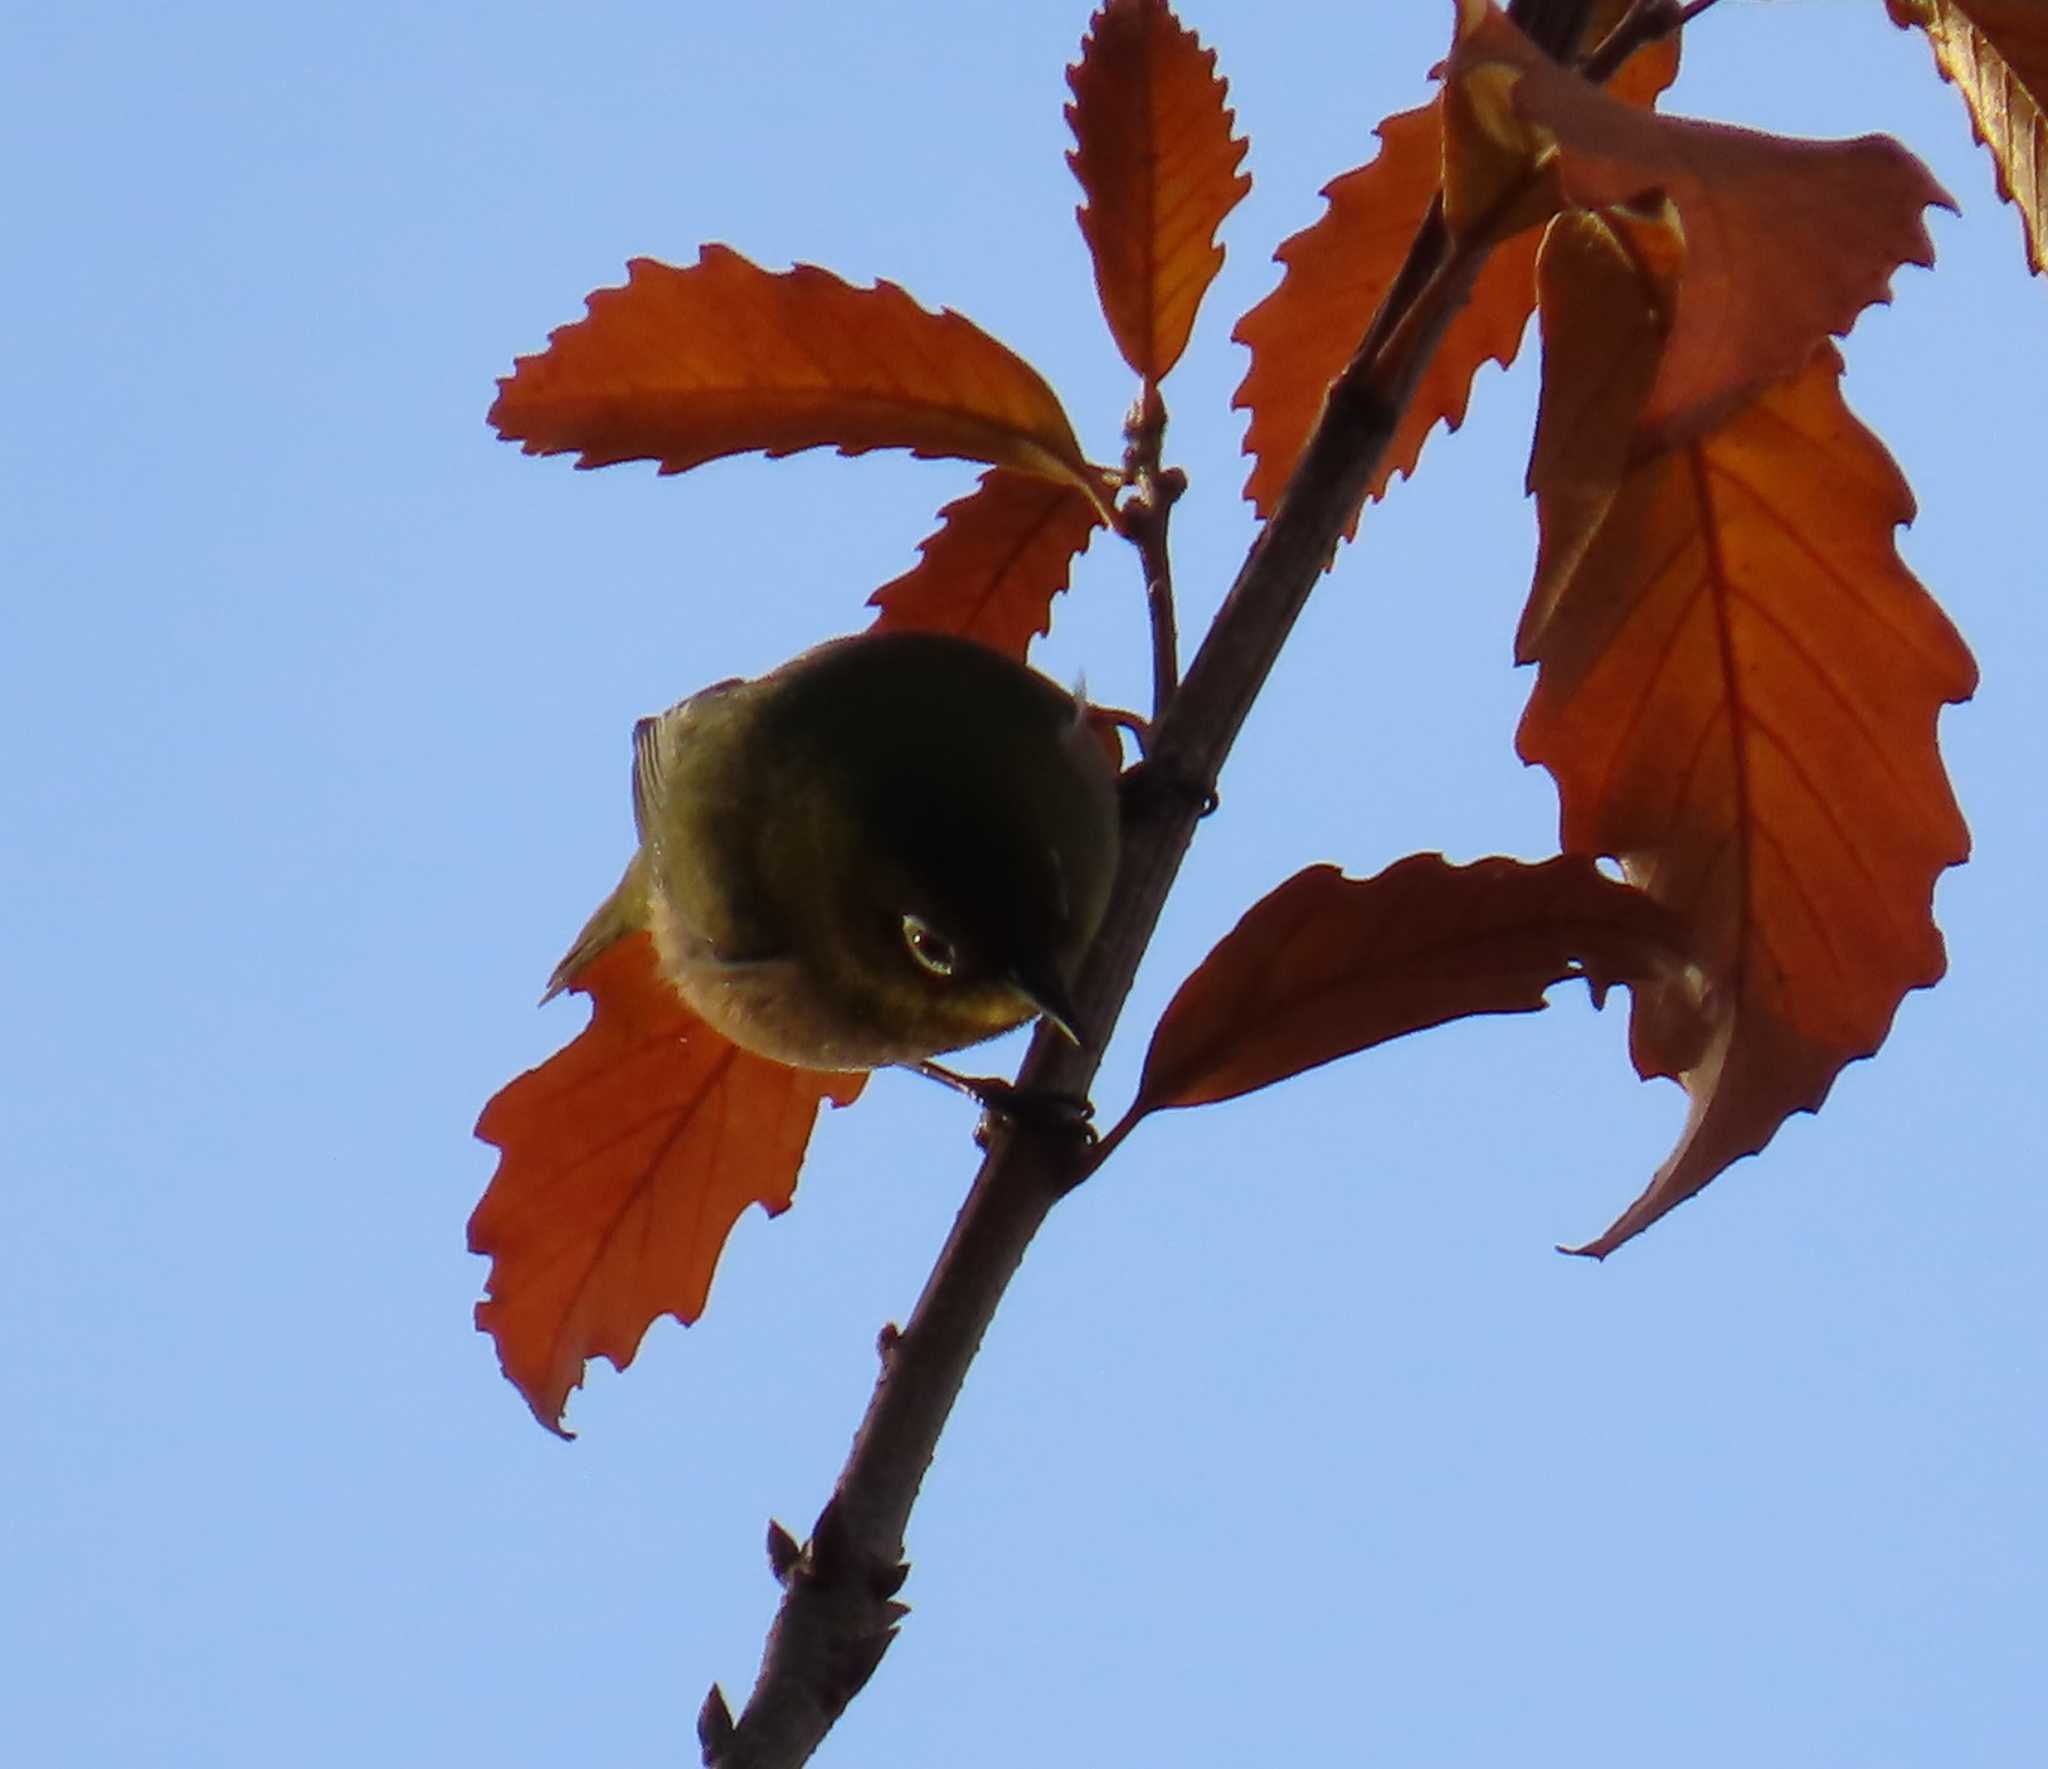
xmin=901 ymin=915 xmax=958 ymax=978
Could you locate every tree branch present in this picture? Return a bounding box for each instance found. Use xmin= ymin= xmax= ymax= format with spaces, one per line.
xmin=703 ymin=3 xmax=1601 ymax=1763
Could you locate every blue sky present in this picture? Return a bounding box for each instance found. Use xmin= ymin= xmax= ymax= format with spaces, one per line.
xmin=5 ymin=3 xmax=2042 ymax=1764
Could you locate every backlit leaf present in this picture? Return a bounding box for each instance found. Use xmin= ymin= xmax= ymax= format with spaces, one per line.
xmin=867 ymin=469 xmax=1106 ymax=660
xmin=1232 ymin=0 xmax=1677 ymax=524
xmin=470 ymin=932 xmax=865 ymax=1435
xmin=1067 ymin=0 xmax=1251 ymax=381
xmin=1134 ymin=854 xmax=1685 ymax=1114
xmin=1233 ymin=104 xmax=1537 ymax=524
xmin=490 ymin=245 xmax=1098 ymax=494
xmin=1520 ymin=200 xmax=1685 ymax=651
xmin=1889 ymin=0 xmax=2048 ymax=274
xmin=1456 ymin=1 xmax=1951 ymax=447
xmin=1521 ymin=213 xmax=1977 ymax=1256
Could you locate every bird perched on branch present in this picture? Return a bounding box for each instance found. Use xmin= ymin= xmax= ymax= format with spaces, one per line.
xmin=547 ymin=630 xmax=1122 ymax=1079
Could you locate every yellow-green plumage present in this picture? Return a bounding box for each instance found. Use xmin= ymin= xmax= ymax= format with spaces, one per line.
xmin=548 ymin=631 xmax=1121 ymax=1071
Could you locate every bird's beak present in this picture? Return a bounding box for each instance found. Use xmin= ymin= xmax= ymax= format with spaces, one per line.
xmin=1010 ymin=958 xmax=1090 ymax=1049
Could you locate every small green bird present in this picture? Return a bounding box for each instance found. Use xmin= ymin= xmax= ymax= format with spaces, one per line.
xmin=546 ymin=630 xmax=1122 ymax=1074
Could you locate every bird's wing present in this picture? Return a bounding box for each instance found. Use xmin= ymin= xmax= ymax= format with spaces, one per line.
xmin=629 ymin=712 xmax=668 ymax=844
xmin=629 ymin=677 xmax=745 ymax=843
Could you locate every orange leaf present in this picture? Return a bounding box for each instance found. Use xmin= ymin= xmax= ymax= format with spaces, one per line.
xmin=1067 ymin=0 xmax=1251 ymax=382
xmin=1520 ymin=200 xmax=1685 ymax=650
xmin=1889 ymin=0 xmax=2048 ymax=275
xmin=1234 ymin=104 xmax=1526 ymax=524
xmin=866 ymin=468 xmax=1107 ymax=660
xmin=1134 ymin=854 xmax=1685 ymax=1114
xmin=1232 ymin=0 xmax=1677 ymax=524
xmin=470 ymin=932 xmax=865 ymax=1434
xmin=1520 ymin=212 xmax=1977 ymax=1256
xmin=1457 ymin=2 xmax=1951 ymax=448
xmin=490 ymin=245 xmax=1098 ymax=494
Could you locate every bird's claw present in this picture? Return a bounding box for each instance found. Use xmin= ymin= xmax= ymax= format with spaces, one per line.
xmin=913 ymin=1061 xmax=1096 ymax=1145
xmin=966 ymin=1078 xmax=1096 ymax=1140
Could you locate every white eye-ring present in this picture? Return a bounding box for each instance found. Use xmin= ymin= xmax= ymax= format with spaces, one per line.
xmin=901 ymin=915 xmax=958 ymax=978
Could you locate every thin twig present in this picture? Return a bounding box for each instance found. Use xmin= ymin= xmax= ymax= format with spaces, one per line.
xmin=1117 ymin=381 xmax=1184 ymax=721
xmin=1142 ymin=532 xmax=1181 ymax=720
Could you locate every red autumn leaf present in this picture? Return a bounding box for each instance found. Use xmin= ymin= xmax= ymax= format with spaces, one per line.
xmin=1519 ymin=206 xmax=1977 ymax=1257
xmin=1233 ymin=105 xmax=1539 ymax=523
xmin=866 ymin=468 xmax=1107 ymax=660
xmin=1067 ymin=0 xmax=1251 ymax=382
xmin=1889 ymin=0 xmax=2048 ymax=274
xmin=1455 ymin=1 xmax=1951 ymax=448
xmin=470 ymin=932 xmax=865 ymax=1435
xmin=1233 ymin=0 xmax=1677 ymax=523
xmin=1133 ymin=854 xmax=1685 ymax=1115
xmin=489 ymin=245 xmax=1103 ymax=496
xmin=1519 ymin=200 xmax=1686 ymax=646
